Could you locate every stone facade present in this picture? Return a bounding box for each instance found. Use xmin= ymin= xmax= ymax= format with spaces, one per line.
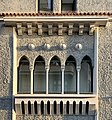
xmin=0 ymin=0 xmax=112 ymax=120
xmin=98 ymin=22 xmax=112 ymax=120
xmin=0 ymin=25 xmax=12 ymax=120
xmin=0 ymin=0 xmax=111 ymax=13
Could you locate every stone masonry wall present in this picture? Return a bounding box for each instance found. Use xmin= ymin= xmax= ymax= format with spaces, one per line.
xmin=0 ymin=23 xmax=12 ymax=120
xmin=0 ymin=0 xmax=36 ymax=13
xmin=0 ymin=0 xmax=111 ymax=13
xmin=78 ymin=0 xmax=112 ymax=12
xmin=98 ymin=22 xmax=112 ymax=120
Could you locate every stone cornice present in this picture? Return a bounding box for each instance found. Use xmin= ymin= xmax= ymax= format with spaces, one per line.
xmin=0 ymin=12 xmax=112 ymax=17
xmin=0 ymin=12 xmax=111 ymax=36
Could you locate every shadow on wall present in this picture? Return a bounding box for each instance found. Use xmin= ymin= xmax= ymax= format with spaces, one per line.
xmin=0 ymin=35 xmax=13 ymax=120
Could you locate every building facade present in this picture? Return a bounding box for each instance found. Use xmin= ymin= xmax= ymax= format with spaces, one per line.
xmin=0 ymin=0 xmax=112 ymax=120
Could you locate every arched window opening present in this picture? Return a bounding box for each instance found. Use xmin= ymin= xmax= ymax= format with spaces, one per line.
xmin=79 ymin=101 xmax=82 ymax=114
xmin=18 ymin=56 xmax=30 ymax=94
xmin=47 ymin=101 xmax=50 ymax=114
xmin=66 ymin=101 xmax=69 ymax=114
xmin=60 ymin=101 xmax=63 ymax=114
xmin=54 ymin=101 xmax=57 ymax=114
xmin=21 ymin=101 xmax=25 ymax=114
xmin=34 ymin=101 xmax=37 ymax=114
xmin=64 ymin=56 xmax=76 ymax=94
xmin=73 ymin=101 xmax=76 ymax=114
xmin=49 ymin=56 xmax=61 ymax=94
xmin=80 ymin=55 xmax=93 ymax=93
xmin=62 ymin=0 xmax=77 ymax=12
xmin=86 ymin=101 xmax=89 ymax=114
xmin=34 ymin=56 xmax=46 ymax=94
xmin=41 ymin=101 xmax=44 ymax=114
xmin=38 ymin=0 xmax=53 ymax=12
xmin=28 ymin=101 xmax=31 ymax=114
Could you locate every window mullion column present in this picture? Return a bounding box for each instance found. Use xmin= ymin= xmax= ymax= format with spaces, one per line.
xmin=46 ymin=66 xmax=49 ymax=94
xmin=30 ymin=67 xmax=34 ymax=94
xmin=61 ymin=66 xmax=65 ymax=94
xmin=76 ymin=65 xmax=81 ymax=94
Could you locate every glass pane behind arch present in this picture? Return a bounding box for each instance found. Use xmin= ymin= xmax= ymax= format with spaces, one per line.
xmin=80 ymin=61 xmax=92 ymax=93
xmin=49 ymin=57 xmax=61 ymax=94
xmin=34 ymin=58 xmax=46 ymax=94
xmin=18 ymin=58 xmax=30 ymax=94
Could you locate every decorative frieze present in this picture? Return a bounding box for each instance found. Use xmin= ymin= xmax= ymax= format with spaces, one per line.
xmin=16 ymin=22 xmax=96 ymax=36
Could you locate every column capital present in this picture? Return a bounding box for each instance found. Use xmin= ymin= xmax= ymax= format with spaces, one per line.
xmin=76 ymin=65 xmax=81 ymax=71
xmin=29 ymin=65 xmax=34 ymax=71
xmin=61 ymin=65 xmax=65 ymax=70
xmin=45 ymin=65 xmax=49 ymax=70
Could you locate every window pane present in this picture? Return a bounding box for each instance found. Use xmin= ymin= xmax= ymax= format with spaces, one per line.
xmin=62 ymin=0 xmax=76 ymax=12
xmin=39 ymin=0 xmax=52 ymax=11
xmin=80 ymin=56 xmax=92 ymax=93
xmin=18 ymin=58 xmax=30 ymax=94
xmin=34 ymin=57 xmax=46 ymax=94
xmin=64 ymin=56 xmax=76 ymax=93
xmin=49 ymin=57 xmax=61 ymax=94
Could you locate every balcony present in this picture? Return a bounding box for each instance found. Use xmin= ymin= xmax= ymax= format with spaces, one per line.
xmin=15 ymin=94 xmax=97 ymax=116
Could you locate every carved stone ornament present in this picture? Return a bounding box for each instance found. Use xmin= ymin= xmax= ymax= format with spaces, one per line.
xmin=27 ymin=43 xmax=35 ymax=50
xmin=60 ymin=43 xmax=67 ymax=50
xmin=75 ymin=43 xmax=83 ymax=50
xmin=44 ymin=43 xmax=51 ymax=50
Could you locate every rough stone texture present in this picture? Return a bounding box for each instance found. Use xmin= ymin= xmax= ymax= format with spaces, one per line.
xmin=78 ymin=0 xmax=112 ymax=12
xmin=17 ymin=34 xmax=94 ymax=69
xmin=0 ymin=24 xmax=12 ymax=120
xmin=53 ymin=0 xmax=61 ymax=13
xmin=0 ymin=0 xmax=36 ymax=13
xmin=16 ymin=115 xmax=95 ymax=120
xmin=0 ymin=0 xmax=112 ymax=13
xmin=98 ymin=22 xmax=112 ymax=120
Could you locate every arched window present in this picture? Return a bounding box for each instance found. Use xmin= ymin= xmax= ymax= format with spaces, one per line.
xmin=64 ymin=56 xmax=76 ymax=94
xmin=38 ymin=0 xmax=53 ymax=12
xmin=80 ymin=56 xmax=93 ymax=93
xmin=62 ymin=0 xmax=77 ymax=12
xmin=18 ymin=56 xmax=30 ymax=94
xmin=49 ymin=56 xmax=61 ymax=94
xmin=34 ymin=56 xmax=46 ymax=94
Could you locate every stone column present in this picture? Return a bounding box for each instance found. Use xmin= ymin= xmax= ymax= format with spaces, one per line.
xmin=53 ymin=0 xmax=61 ymax=13
xmin=76 ymin=65 xmax=81 ymax=94
xmin=46 ymin=66 xmax=49 ymax=94
xmin=30 ymin=66 xmax=34 ymax=94
xmin=61 ymin=66 xmax=65 ymax=94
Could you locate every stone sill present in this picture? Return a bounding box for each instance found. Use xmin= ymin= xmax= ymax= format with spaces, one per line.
xmin=15 ymin=94 xmax=97 ymax=98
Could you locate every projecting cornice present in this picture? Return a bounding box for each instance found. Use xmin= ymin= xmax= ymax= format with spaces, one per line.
xmin=0 ymin=12 xmax=112 ymax=36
